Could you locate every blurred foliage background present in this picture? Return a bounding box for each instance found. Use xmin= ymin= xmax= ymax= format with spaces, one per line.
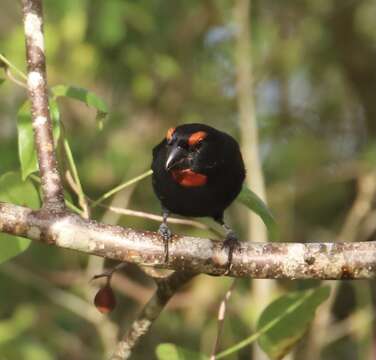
xmin=1 ymin=0 xmax=376 ymax=359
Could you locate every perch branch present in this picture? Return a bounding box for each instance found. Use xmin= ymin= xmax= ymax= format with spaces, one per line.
xmin=22 ymin=0 xmax=65 ymax=209
xmin=1 ymin=202 xmax=376 ymax=280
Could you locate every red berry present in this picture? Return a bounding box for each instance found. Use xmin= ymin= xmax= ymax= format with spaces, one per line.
xmin=94 ymin=285 xmax=116 ymax=313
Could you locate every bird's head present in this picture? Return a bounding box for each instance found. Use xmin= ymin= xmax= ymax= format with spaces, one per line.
xmin=161 ymin=123 xmax=225 ymax=187
xmin=163 ymin=124 xmax=217 ymax=173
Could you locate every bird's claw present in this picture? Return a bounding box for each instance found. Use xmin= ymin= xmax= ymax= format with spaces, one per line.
xmin=158 ymin=223 xmax=172 ymax=263
xmin=221 ymin=231 xmax=240 ymax=275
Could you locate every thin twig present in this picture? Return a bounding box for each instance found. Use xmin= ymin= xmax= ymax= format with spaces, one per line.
xmin=65 ymin=170 xmax=80 ymax=194
xmin=103 ymin=204 xmax=221 ymax=234
xmin=31 ymin=174 xmax=83 ymax=215
xmin=322 ymin=308 xmax=374 ymax=346
xmin=65 ymin=169 xmax=90 ymax=218
xmin=65 ymin=199 xmax=84 ymax=215
xmin=4 ymin=67 xmax=28 ymax=89
xmin=92 ymin=169 xmax=153 ymax=207
xmin=22 ymin=0 xmax=65 ymax=209
xmin=91 ymin=263 xmax=128 ymax=282
xmin=0 ymin=53 xmax=28 ymax=81
xmin=44 ymin=269 xmax=194 ymax=309
xmin=63 ymin=136 xmax=90 ymax=218
xmin=110 ymin=271 xmax=196 ymax=359
xmin=337 ymin=170 xmax=376 ymax=242
xmin=210 ymin=280 xmax=237 ymax=360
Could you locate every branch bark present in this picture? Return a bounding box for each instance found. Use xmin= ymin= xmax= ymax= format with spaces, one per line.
xmin=22 ymin=0 xmax=65 ymax=209
xmin=1 ymin=202 xmax=376 ymax=280
xmin=111 ymin=271 xmax=195 ymax=359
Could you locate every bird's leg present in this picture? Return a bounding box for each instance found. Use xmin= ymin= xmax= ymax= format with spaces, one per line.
xmin=158 ymin=208 xmax=172 ymax=263
xmin=215 ymin=217 xmax=241 ymax=274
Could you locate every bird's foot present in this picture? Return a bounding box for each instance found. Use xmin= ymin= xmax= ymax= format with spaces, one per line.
xmin=158 ymin=222 xmax=172 ymax=263
xmin=221 ymin=231 xmax=241 ymax=275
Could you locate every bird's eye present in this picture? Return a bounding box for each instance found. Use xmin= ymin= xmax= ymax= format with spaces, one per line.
xmin=193 ymin=140 xmax=203 ymax=149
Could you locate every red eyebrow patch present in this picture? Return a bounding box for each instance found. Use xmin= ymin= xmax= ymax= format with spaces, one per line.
xmin=188 ymin=131 xmax=207 ymax=146
xmin=166 ymin=127 xmax=175 ymax=141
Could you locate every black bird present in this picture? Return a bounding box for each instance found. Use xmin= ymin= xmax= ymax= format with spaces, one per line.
xmin=151 ymin=123 xmax=246 ymax=267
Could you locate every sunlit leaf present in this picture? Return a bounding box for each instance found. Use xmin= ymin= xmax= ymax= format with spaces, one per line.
xmin=216 ymin=287 xmax=330 ymax=359
xmin=0 ymin=172 xmax=40 ymax=264
xmin=51 ymin=84 xmax=108 ymax=127
xmin=236 ymin=185 xmax=278 ymax=240
xmin=257 ymin=287 xmax=330 ymax=360
xmin=17 ymin=99 xmax=60 ymax=180
xmin=156 ymin=343 xmax=208 ymax=360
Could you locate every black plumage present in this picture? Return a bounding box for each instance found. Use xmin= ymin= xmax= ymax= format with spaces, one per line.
xmin=151 ymin=123 xmax=246 ymax=266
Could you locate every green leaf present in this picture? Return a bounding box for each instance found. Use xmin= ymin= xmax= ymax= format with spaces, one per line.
xmin=0 ymin=172 xmax=40 ymax=264
xmin=0 ymin=78 xmax=5 ymax=86
xmin=257 ymin=287 xmax=330 ymax=360
xmin=156 ymin=343 xmax=208 ymax=360
xmin=216 ymin=287 xmax=330 ymax=359
xmin=0 ymin=305 xmax=36 ymax=345
xmin=51 ymin=84 xmax=109 ymax=128
xmin=236 ymin=185 xmax=278 ymax=240
xmin=17 ymin=99 xmax=61 ymax=180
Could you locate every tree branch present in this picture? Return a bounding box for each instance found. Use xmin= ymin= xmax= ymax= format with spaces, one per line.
xmin=22 ymin=0 xmax=65 ymax=209
xmin=1 ymin=201 xmax=375 ymax=280
xmin=110 ymin=271 xmax=195 ymax=359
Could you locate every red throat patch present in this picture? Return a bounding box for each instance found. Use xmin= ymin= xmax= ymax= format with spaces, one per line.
xmin=171 ymin=169 xmax=207 ymax=187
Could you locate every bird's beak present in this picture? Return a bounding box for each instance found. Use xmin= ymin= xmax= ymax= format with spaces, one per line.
xmin=165 ymin=145 xmax=188 ymax=171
